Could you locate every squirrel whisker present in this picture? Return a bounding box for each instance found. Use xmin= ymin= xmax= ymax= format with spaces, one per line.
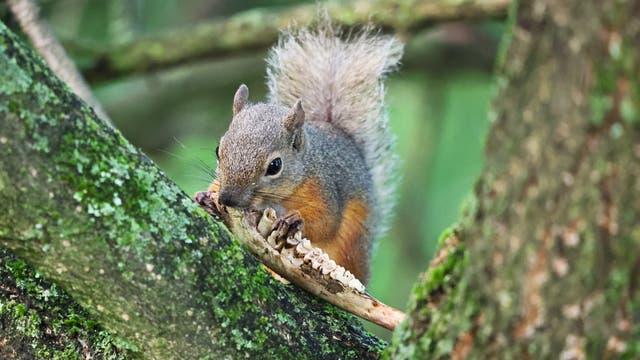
xmin=195 ymin=159 xmax=217 ymax=180
xmin=253 ymin=191 xmax=316 ymax=205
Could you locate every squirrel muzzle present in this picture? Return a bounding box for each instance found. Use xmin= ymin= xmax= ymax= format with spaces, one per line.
xmin=218 ymin=187 xmax=252 ymax=209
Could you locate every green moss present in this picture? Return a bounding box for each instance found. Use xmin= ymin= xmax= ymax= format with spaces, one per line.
xmin=436 ymin=226 xmax=455 ymax=247
xmin=385 ymin=228 xmax=467 ymax=359
xmin=494 ymin=0 xmax=519 ymax=72
xmin=589 ymin=94 xmax=613 ymax=125
xmin=0 ymin=52 xmax=32 ymax=95
xmin=0 ymin=249 xmax=135 ymax=359
xmin=621 ymin=94 xmax=639 ymax=124
xmin=590 ymin=12 xmax=640 ymax=129
xmin=0 ymin=20 xmax=384 ymax=358
xmin=415 ymin=234 xmax=465 ymax=304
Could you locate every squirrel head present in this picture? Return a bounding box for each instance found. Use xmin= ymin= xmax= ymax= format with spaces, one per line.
xmin=215 ymin=84 xmax=306 ymax=210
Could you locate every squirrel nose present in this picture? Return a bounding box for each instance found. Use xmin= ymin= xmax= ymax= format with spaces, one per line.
xmin=218 ymin=190 xmax=240 ymax=208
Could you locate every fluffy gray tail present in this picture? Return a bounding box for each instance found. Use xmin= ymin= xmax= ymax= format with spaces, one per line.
xmin=266 ymin=22 xmax=403 ymax=239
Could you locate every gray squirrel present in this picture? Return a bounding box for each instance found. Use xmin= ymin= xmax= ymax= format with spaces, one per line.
xmin=206 ymin=22 xmax=402 ymax=283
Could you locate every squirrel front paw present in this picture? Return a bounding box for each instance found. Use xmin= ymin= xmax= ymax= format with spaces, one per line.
xmin=271 ymin=210 xmax=304 ymax=249
xmin=194 ymin=190 xmax=222 ymax=217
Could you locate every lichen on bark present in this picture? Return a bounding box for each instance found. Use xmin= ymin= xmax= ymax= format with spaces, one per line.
xmin=0 ymin=20 xmax=384 ymax=358
xmin=0 ymin=249 xmax=135 ymax=359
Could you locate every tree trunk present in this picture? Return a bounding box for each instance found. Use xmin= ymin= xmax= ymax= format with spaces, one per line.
xmin=388 ymin=0 xmax=640 ymax=358
xmin=0 ymin=21 xmax=383 ymax=359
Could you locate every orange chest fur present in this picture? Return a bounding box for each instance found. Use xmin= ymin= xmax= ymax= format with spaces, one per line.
xmin=281 ymin=179 xmax=371 ymax=280
xmin=282 ymin=178 xmax=339 ymax=244
xmin=282 ymin=178 xmax=370 ymax=243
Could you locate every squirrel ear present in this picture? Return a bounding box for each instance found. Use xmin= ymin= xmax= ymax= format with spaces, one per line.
xmin=233 ymin=84 xmax=249 ymax=117
xmin=285 ymin=100 xmax=305 ymax=151
xmin=284 ymin=99 xmax=305 ymax=130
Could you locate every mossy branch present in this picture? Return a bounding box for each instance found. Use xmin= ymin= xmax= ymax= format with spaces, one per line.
xmin=75 ymin=0 xmax=510 ymax=82
xmin=0 ymin=20 xmax=384 ymax=358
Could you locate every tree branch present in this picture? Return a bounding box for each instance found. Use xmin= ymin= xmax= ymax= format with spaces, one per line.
xmin=75 ymin=0 xmax=510 ymax=82
xmin=0 ymin=20 xmax=383 ymax=358
xmin=6 ymin=0 xmax=112 ymax=124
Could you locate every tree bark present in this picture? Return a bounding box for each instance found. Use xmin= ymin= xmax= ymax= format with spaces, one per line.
xmin=388 ymin=0 xmax=640 ymax=358
xmin=0 ymin=21 xmax=383 ymax=358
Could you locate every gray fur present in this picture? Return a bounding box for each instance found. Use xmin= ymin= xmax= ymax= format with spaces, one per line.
xmin=217 ymin=99 xmax=374 ymax=257
xmin=217 ymin=102 xmax=305 ymax=210
xmin=266 ymin=22 xmax=403 ymax=239
xmin=232 ymin=84 xmax=249 ymax=117
xmin=284 ymin=99 xmax=305 ymax=131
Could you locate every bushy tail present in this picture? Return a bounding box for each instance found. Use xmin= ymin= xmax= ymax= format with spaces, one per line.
xmin=266 ymin=21 xmax=403 ymax=239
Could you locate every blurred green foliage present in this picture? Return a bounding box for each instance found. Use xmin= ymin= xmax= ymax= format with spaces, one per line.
xmin=32 ymin=0 xmax=501 ymax=340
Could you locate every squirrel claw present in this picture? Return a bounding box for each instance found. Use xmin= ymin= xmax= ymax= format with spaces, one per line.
xmin=194 ymin=191 xmax=222 ymax=217
xmin=271 ymin=210 xmax=304 ymax=248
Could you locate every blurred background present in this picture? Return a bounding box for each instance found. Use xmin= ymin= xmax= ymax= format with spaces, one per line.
xmin=3 ymin=0 xmax=503 ymax=339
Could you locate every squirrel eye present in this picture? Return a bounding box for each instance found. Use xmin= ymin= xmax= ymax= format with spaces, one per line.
xmin=265 ymin=157 xmax=282 ymax=176
xmin=215 ymin=146 xmax=220 ymax=159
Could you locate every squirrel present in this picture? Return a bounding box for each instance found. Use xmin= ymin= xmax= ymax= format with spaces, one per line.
xmin=207 ymin=22 xmax=403 ymax=284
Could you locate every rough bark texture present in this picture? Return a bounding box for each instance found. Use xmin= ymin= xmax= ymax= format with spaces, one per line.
xmin=74 ymin=0 xmax=510 ymax=82
xmin=0 ymin=21 xmax=384 ymax=359
xmin=0 ymin=249 xmax=134 ymax=359
xmin=388 ymin=0 xmax=640 ymax=358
